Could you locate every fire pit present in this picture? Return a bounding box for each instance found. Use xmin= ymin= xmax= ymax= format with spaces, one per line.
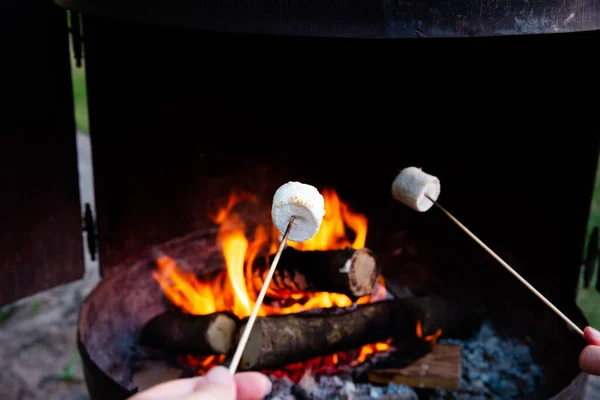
xmin=77 ymin=177 xmax=590 ymax=400
xmin=52 ymin=6 xmax=599 ymax=399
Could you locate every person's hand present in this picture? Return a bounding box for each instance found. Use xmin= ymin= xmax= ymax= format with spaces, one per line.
xmin=127 ymin=365 xmax=272 ymax=400
xmin=580 ymin=326 xmax=600 ymax=376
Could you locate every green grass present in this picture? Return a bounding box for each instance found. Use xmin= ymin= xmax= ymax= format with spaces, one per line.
xmin=71 ymin=60 xmax=89 ymax=134
xmin=68 ymin=19 xmax=89 ymax=135
xmin=585 ymin=160 xmax=600 ymax=241
xmin=576 ymin=158 xmax=600 ymax=329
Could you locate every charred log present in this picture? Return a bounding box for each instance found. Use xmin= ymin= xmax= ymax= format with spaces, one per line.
xmin=367 ymin=343 xmax=462 ymax=390
xmin=404 ymin=294 xmax=476 ymax=337
xmin=252 ymin=247 xmax=379 ymax=300
xmin=385 ymin=280 xmax=486 ymax=338
xmin=231 ymin=299 xmax=418 ymax=371
xmin=139 ymin=310 xmax=239 ymax=355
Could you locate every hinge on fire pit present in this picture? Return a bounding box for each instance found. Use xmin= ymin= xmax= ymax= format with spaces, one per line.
xmin=82 ymin=203 xmax=98 ymax=261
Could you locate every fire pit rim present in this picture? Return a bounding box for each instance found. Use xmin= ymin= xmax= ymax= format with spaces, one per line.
xmin=53 ymin=0 xmax=600 ymax=38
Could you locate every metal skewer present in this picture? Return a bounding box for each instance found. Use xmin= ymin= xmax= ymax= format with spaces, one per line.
xmin=228 ymin=216 xmax=297 ymax=374
xmin=425 ymin=194 xmax=584 ymax=338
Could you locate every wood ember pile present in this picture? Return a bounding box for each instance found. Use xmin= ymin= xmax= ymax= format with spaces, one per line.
xmin=137 ymin=184 xmax=544 ymax=398
xmin=263 ymin=319 xmax=545 ymax=400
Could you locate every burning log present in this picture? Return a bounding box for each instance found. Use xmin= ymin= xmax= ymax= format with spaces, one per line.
xmin=253 ymin=247 xmax=379 ymax=300
xmin=139 ymin=310 xmax=239 ymax=355
xmin=231 ymin=299 xmax=418 ymax=371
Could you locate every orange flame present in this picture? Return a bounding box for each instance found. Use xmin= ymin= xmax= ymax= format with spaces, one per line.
xmin=152 ymin=256 xmax=219 ymax=314
xmin=416 ymin=320 xmax=443 ymax=342
xmin=355 ymin=338 xmax=392 ymax=364
xmin=284 ymin=188 xmax=368 ymax=251
xmin=152 ymin=188 xmax=392 ymax=371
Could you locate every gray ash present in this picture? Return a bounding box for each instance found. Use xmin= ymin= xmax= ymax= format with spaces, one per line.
xmin=266 ymin=372 xmax=418 ymax=400
xmin=265 ymin=320 xmax=544 ymax=400
xmin=433 ymin=319 xmax=544 ymax=399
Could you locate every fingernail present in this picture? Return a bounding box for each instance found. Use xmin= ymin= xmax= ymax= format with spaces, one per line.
xmin=205 ymin=366 xmax=232 ymax=385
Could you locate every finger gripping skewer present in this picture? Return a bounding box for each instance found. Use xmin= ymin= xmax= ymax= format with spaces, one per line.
xmin=391 ymin=167 xmax=584 ymax=338
xmin=228 ymin=182 xmax=326 ymax=374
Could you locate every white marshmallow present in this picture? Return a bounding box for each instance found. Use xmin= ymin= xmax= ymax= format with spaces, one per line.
xmin=391 ymin=167 xmax=441 ymax=212
xmin=271 ymin=181 xmax=326 ymax=242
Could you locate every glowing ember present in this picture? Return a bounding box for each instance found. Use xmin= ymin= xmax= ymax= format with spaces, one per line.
xmin=416 ymin=320 xmax=443 ymax=342
xmin=179 ymin=341 xmax=395 ymax=382
xmin=152 ymin=188 xmax=394 ymax=374
xmin=178 ymin=354 xmax=227 ymax=376
xmin=355 ymin=339 xmax=393 ymax=364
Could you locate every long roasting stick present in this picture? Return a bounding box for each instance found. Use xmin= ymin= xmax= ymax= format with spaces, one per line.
xmin=228 ymin=217 xmax=296 ymax=374
xmin=425 ymin=194 xmax=584 ymax=338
